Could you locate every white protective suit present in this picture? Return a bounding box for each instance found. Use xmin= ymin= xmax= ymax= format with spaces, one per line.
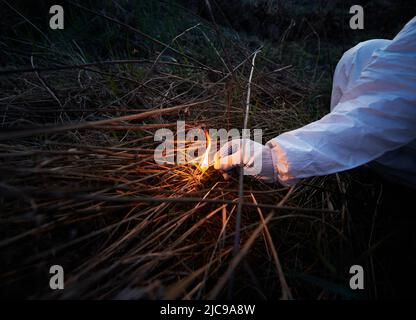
xmin=216 ymin=17 xmax=416 ymax=187
xmin=266 ymin=17 xmax=416 ymax=187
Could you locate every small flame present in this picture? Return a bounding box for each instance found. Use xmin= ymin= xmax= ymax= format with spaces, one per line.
xmin=199 ymin=129 xmax=211 ymax=172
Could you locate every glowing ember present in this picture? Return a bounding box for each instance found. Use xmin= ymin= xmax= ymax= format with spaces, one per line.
xmin=199 ymin=129 xmax=211 ymax=172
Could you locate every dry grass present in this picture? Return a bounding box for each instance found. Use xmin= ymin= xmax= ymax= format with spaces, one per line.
xmin=0 ymin=3 xmax=378 ymax=299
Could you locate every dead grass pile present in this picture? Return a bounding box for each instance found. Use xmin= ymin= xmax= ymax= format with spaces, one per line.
xmin=0 ymin=3 xmax=378 ymax=299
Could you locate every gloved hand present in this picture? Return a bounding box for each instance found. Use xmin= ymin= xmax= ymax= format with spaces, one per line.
xmin=213 ymin=139 xmax=276 ymax=183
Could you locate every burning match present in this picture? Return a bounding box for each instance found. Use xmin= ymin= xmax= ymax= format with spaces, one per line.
xmin=0 ymin=0 xmax=414 ymax=304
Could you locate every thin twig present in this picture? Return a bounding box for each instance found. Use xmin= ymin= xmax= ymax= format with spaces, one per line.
xmin=30 ymin=56 xmax=64 ymax=111
xmin=0 ymin=99 xmax=212 ymax=141
xmin=234 ymin=48 xmax=262 ymax=254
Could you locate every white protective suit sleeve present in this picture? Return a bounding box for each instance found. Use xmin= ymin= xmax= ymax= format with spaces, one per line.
xmin=266 ymin=17 xmax=416 ymax=185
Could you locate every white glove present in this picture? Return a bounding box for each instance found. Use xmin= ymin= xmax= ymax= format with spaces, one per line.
xmin=213 ymin=139 xmax=276 ymax=183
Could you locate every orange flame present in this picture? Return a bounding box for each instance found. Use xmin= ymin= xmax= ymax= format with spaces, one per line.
xmin=199 ymin=129 xmax=211 ymax=172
